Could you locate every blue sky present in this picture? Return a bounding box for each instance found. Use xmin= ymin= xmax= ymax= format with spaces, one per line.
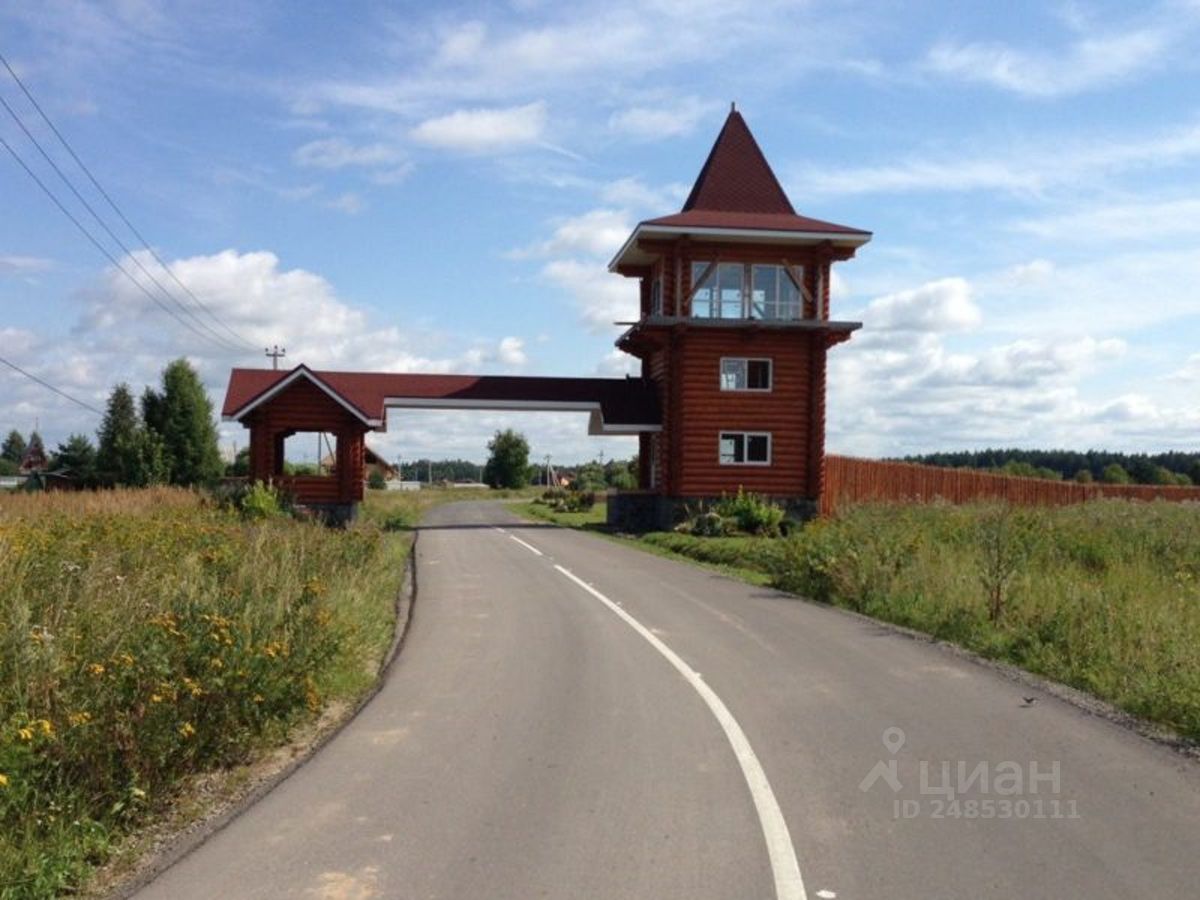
xmin=2 ymin=0 xmax=1199 ymax=465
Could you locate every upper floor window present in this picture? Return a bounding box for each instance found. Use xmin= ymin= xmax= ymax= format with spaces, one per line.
xmin=691 ymin=262 xmax=804 ymax=320
xmin=751 ymin=265 xmax=802 ymax=320
xmin=650 ymin=276 xmax=663 ymax=315
xmin=720 ymin=358 xmax=772 ymax=391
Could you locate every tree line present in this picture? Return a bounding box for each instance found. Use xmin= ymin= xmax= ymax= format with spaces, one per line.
xmin=1 ymin=358 xmax=221 ymax=488
xmin=901 ymin=448 xmax=1200 ymax=486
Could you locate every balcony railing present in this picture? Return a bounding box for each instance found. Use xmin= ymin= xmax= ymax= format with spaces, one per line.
xmin=691 ymin=295 xmax=805 ymax=321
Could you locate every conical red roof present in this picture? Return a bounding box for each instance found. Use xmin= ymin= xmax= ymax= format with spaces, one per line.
xmin=681 ymin=110 xmax=796 ymax=215
xmin=642 ymin=108 xmax=868 ymax=237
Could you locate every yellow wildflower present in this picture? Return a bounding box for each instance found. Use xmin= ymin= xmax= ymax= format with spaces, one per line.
xmin=67 ymin=711 xmax=92 ymax=727
xmin=208 ymin=657 xmax=224 ymax=670
xmin=17 ymin=727 xmax=33 ymax=742
xmin=0 ymin=773 xmax=8 ymax=787
xmin=252 ymin=694 xmax=264 ymax=704
xmin=178 ymin=722 xmax=195 ymax=739
xmin=150 ymin=694 xmax=164 ymax=704
xmin=86 ymin=663 xmax=105 ymax=677
xmin=181 ymin=677 xmax=203 ymax=698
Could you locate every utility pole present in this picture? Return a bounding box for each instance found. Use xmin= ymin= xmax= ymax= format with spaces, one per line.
xmin=265 ymin=345 xmax=286 ymax=370
xmin=427 ymin=458 xmax=432 ymax=485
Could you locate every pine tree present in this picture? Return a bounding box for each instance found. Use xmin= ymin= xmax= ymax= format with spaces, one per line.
xmin=52 ymin=433 xmax=97 ymax=485
xmin=142 ymin=359 xmax=222 ymax=486
xmin=1 ymin=429 xmax=26 ymax=464
xmin=96 ymin=383 xmax=164 ymax=486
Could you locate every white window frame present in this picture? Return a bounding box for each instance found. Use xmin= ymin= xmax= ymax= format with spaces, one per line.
xmin=719 ymin=357 xmax=773 ymax=392
xmin=718 ymin=431 xmax=772 ymax=466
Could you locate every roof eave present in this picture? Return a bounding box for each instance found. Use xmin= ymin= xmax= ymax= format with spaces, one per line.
xmin=609 ymin=222 xmax=873 ymax=271
xmin=224 ymin=365 xmax=382 ymax=427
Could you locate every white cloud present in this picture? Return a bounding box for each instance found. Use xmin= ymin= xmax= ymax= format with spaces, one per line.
xmin=798 ymin=121 xmax=1200 ymax=197
xmin=293 ymin=138 xmax=404 ymax=169
xmin=326 ymin=192 xmax=366 ymax=215
xmin=513 ymin=209 xmax=632 ymax=259
xmin=497 ymin=336 xmax=527 ymax=367
xmin=410 ymin=101 xmax=547 ymax=153
xmin=1014 ymin=197 xmax=1200 ymax=243
xmin=596 ymin=348 xmax=640 ymax=377
xmin=608 ymin=97 xmax=714 ymax=139
xmin=825 ymin=277 xmax=1154 ymax=456
xmin=858 ymin=277 xmax=981 ymax=333
xmin=1167 ymin=353 xmax=1200 ymax=383
xmin=1003 ymin=259 xmax=1056 ymax=283
xmin=598 ymin=177 xmax=688 ymax=212
xmin=541 ymin=259 xmax=638 ymax=331
xmin=925 ymin=22 xmax=1173 ymax=98
xmin=292 ymin=2 xmax=866 ymax=118
xmin=0 ymin=249 xmax=558 ymax=456
xmin=0 ymin=255 xmax=52 ymax=274
xmin=436 ymin=20 xmax=488 ymax=66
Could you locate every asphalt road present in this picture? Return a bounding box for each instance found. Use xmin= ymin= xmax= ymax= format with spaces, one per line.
xmin=136 ymin=501 xmax=1200 ymax=899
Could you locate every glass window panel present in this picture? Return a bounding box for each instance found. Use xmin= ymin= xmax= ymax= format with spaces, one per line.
xmin=747 ymin=360 xmax=771 ymax=390
xmin=719 ymin=433 xmax=743 ymax=464
xmin=748 ymin=434 xmax=770 ymax=462
xmin=751 ymin=266 xmax=776 ymax=319
xmin=721 ymin=359 xmax=746 ymax=390
xmin=718 ymin=263 xmax=744 ymax=318
xmin=691 ymin=261 xmax=714 ymax=317
xmin=779 ymin=267 xmax=802 ymax=320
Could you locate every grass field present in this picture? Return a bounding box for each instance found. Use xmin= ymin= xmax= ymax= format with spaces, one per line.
xmin=0 ymin=487 xmax=413 ymax=898
xmin=519 ymin=497 xmax=1200 ymax=742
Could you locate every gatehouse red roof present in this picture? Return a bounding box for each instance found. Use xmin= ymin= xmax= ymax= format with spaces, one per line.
xmin=222 ymin=366 xmax=661 ymax=434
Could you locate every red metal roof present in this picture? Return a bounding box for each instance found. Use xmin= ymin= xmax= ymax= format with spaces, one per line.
xmin=222 ymin=366 xmax=661 ymax=433
xmin=645 ymin=109 xmax=867 ymax=237
xmin=682 ymin=110 xmax=795 ymax=215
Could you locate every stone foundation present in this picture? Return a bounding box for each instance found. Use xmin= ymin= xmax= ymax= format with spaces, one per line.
xmin=607 ymin=492 xmax=817 ymax=532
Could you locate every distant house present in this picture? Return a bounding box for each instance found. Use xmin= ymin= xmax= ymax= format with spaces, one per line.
xmin=319 ymin=445 xmax=399 ymax=482
xmin=18 ymin=442 xmax=47 ymax=475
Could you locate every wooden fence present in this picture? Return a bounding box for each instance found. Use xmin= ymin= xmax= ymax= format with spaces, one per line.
xmin=820 ymin=455 xmax=1200 ymax=516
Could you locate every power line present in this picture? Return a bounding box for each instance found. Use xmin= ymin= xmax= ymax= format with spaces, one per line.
xmin=0 ymin=133 xmax=241 ymax=351
xmin=0 ymin=93 xmax=245 ymax=353
xmin=0 ymin=353 xmax=103 ymax=416
xmin=0 ymin=50 xmax=258 ymax=352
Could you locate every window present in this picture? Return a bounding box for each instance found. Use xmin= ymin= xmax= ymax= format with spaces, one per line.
xmin=650 ymin=276 xmax=663 ymax=315
xmin=718 ymin=431 xmax=771 ymax=465
xmin=751 ymin=265 xmax=802 ymax=320
xmin=720 ymin=358 xmax=772 ymax=391
xmin=691 ymin=262 xmax=805 ymax=320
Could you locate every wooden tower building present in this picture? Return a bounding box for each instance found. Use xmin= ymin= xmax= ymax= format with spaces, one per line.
xmin=607 ymin=108 xmax=871 ymax=528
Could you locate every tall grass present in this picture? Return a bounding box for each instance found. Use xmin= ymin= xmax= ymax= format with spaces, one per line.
xmin=773 ymin=501 xmax=1200 ymax=739
xmin=0 ymin=488 xmax=405 ymax=898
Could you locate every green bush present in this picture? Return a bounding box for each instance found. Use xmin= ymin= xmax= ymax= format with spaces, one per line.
xmin=713 ymin=489 xmax=784 ymax=536
xmin=239 ymin=482 xmax=286 ymax=520
xmin=367 ymin=470 xmax=387 ymax=490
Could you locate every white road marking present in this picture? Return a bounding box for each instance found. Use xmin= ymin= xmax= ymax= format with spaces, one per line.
xmin=507 ymin=534 xmax=544 ymax=557
xmin=552 ymin=563 xmax=807 ymax=900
